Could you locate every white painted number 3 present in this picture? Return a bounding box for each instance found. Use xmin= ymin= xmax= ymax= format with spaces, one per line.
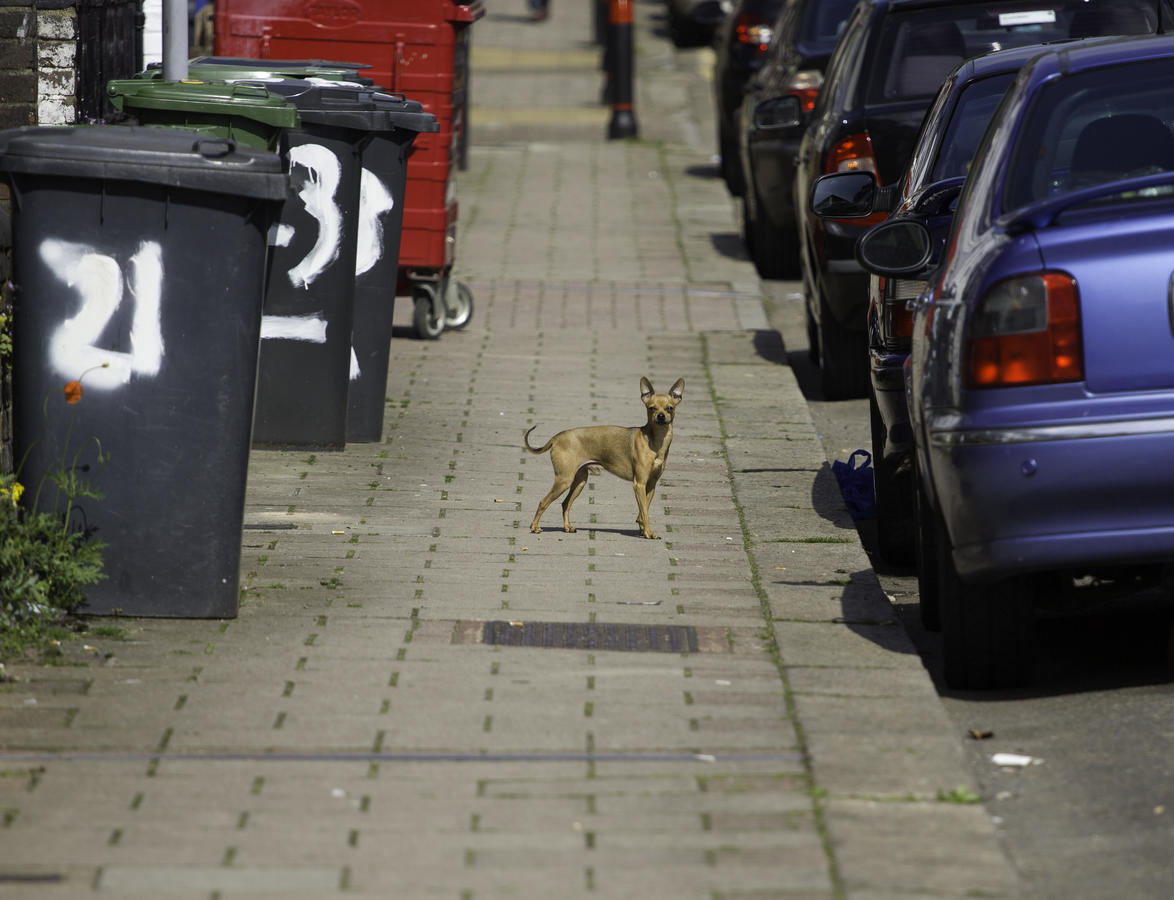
xmin=40 ymin=238 xmax=165 ymax=391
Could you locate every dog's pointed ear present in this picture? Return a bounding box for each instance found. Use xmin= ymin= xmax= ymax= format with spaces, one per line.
xmin=640 ymin=376 xmax=654 ymax=400
xmin=669 ymin=378 xmax=684 ymax=403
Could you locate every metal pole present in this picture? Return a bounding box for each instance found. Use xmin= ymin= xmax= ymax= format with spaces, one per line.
xmin=162 ymin=0 xmax=188 ymax=81
xmin=606 ymin=0 xmax=637 ymax=139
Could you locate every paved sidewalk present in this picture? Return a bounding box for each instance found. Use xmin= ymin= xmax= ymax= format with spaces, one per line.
xmin=0 ymin=3 xmax=1018 ymax=898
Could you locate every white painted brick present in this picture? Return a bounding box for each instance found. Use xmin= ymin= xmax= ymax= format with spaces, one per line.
xmin=38 ymin=97 xmax=76 ymax=125
xmin=38 ymin=40 xmax=75 ymax=69
xmin=39 ymin=69 xmax=75 ymax=98
xmin=37 ymin=8 xmax=77 ymax=40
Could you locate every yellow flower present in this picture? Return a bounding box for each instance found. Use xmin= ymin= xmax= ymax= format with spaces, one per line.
xmin=11 ymin=482 xmax=23 ymax=505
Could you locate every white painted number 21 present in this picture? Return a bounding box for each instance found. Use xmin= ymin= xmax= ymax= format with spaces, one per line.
xmin=40 ymin=238 xmax=165 ymax=391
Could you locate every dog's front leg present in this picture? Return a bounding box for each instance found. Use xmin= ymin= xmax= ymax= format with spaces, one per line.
xmin=632 ymin=478 xmax=658 ymax=539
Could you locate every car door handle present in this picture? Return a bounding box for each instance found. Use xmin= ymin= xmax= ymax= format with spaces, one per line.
xmin=1168 ymin=272 xmax=1174 ymax=336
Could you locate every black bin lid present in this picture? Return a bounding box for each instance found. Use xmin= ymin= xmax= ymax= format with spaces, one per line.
xmin=257 ymin=80 xmax=437 ymax=134
xmin=0 ymin=125 xmax=288 ymax=200
xmin=366 ymin=91 xmax=439 ymax=135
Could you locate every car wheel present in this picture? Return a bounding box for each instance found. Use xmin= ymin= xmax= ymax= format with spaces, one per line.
xmin=914 ymin=464 xmax=942 ymax=631
xmin=870 ymin=391 xmax=915 ymax=565
xmin=749 ymin=198 xmax=800 ymax=280
xmin=804 ymin=296 xmax=819 ymax=364
xmin=938 ymin=527 xmax=1036 ymax=690
xmin=817 ymin=292 xmax=869 ymax=400
xmin=719 ymin=125 xmax=745 ymax=197
xmin=741 ymin=194 xmax=755 ymax=255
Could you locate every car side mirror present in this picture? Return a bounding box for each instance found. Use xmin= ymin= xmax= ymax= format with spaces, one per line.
xmin=811 ymin=171 xmax=877 ymax=218
xmin=753 ymin=95 xmax=802 ymax=131
xmin=855 ymin=219 xmax=933 ymax=276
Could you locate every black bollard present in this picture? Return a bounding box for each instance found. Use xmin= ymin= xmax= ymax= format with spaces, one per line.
xmin=607 ymin=0 xmax=638 ymax=139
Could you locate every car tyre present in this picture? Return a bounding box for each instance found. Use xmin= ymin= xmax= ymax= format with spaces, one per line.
xmin=750 ymin=201 xmax=800 ymax=280
xmin=804 ymin=296 xmax=819 ymax=364
xmin=938 ymin=527 xmax=1036 ymax=690
xmin=914 ymin=467 xmax=942 ymax=632
xmin=870 ymin=392 xmax=915 ymax=565
xmin=719 ymin=124 xmax=745 ymax=197
xmin=817 ymin=292 xmax=869 ymax=400
xmin=741 ymin=195 xmax=755 ymax=255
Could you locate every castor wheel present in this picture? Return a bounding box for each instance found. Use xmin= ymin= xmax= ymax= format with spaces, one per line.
xmin=443 ymin=279 xmax=474 ymax=330
xmin=411 ymin=284 xmax=445 ymax=340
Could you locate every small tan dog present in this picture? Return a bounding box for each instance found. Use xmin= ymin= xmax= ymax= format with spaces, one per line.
xmin=524 ymin=377 xmax=684 ymax=539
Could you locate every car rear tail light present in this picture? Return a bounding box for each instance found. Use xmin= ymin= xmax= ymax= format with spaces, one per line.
xmin=825 ymin=132 xmax=886 ymax=224
xmin=885 ymin=278 xmax=923 ymax=342
xmin=734 ymin=13 xmax=774 ymax=53
xmin=785 ymin=69 xmax=823 ymax=113
xmin=965 ymin=272 xmax=1083 ymax=388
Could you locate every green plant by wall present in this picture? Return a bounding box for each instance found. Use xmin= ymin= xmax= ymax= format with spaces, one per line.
xmin=1 ymin=367 xmax=108 ymax=656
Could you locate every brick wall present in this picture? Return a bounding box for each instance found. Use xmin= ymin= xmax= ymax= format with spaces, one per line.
xmin=0 ymin=3 xmax=75 ymax=129
xmin=0 ymin=1 xmax=79 ymax=475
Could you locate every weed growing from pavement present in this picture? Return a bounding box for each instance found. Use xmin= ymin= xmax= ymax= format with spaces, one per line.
xmin=937 ymin=786 xmax=982 ymax=804
xmin=700 ymin=334 xmax=846 ymax=899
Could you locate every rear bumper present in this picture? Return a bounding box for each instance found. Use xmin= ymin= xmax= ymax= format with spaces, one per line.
xmin=871 ymin=347 xmax=912 ymax=464
xmin=928 ymin=416 xmax=1174 ymax=580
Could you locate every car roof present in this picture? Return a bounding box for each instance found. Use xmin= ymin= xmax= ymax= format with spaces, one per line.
xmin=1047 ymin=29 xmax=1174 ymax=70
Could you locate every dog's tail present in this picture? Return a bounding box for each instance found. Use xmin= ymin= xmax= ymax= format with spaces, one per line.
xmin=523 ymin=425 xmax=555 ymax=455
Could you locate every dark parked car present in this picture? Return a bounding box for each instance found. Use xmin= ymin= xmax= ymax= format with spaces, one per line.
xmin=666 ymin=0 xmax=731 ymax=46
xmin=858 ymin=31 xmax=1174 ymax=689
xmin=812 ymin=43 xmax=1067 ymax=565
xmin=713 ymin=0 xmax=785 ymax=197
xmin=793 ymin=0 xmax=1164 ymax=401
xmin=736 ymin=0 xmax=854 ymax=278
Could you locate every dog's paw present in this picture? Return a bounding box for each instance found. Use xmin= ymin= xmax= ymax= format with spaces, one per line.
xmin=564 ymin=525 xmax=577 ymax=533
xmin=530 ymin=524 xmax=542 ymax=534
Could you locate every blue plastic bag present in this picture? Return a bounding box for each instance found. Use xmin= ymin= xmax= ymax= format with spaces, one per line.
xmin=832 ymin=450 xmax=876 ymax=520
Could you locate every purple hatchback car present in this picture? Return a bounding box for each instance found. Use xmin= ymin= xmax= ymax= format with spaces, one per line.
xmin=858 ymin=32 xmax=1174 ymax=689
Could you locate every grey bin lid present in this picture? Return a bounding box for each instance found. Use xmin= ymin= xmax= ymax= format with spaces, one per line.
xmin=257 ymin=80 xmax=437 ymax=134
xmin=0 ymin=125 xmax=289 ymax=201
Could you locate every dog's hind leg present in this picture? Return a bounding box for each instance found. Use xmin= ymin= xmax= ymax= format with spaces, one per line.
xmin=561 ymin=467 xmax=590 ymax=533
xmin=531 ymin=472 xmax=575 ymax=534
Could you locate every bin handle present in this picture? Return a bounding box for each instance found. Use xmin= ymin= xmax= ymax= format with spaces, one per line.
xmin=228 ymin=82 xmax=273 ymax=100
xmin=193 ymin=137 xmax=238 ymax=158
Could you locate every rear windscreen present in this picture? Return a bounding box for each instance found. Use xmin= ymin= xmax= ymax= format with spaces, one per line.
xmin=867 ymin=0 xmax=1159 ymax=105
xmin=799 ymin=0 xmax=858 ymax=55
xmin=1004 ymin=56 xmax=1174 ymax=210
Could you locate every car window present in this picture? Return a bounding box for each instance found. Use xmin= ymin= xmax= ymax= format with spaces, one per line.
xmin=1005 ymin=56 xmax=1174 ymax=210
xmin=814 ymin=0 xmax=869 ymax=115
xmin=930 ymin=71 xmax=1017 ymax=182
xmin=797 ymin=0 xmax=856 ymax=55
xmin=866 ymin=0 xmax=1159 ymax=106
